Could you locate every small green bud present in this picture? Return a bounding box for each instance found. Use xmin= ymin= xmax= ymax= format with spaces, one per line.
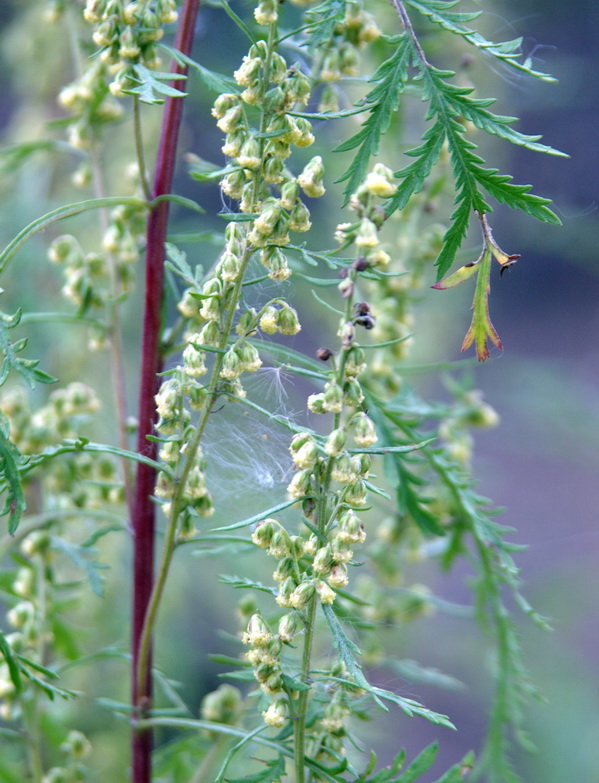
xmin=251 ymin=518 xmax=276 ymax=548
xmin=278 ymin=612 xmax=299 ymax=643
xmin=236 ymin=341 xmax=262 ymax=372
xmin=343 ymin=378 xmax=364 ymax=407
xmin=289 ymin=579 xmax=316 ymax=608
xmin=288 ymin=201 xmax=311 ymax=232
xmin=353 ymin=413 xmax=377 ymax=447
xmin=287 ymin=469 xmax=312 ymax=499
xmin=220 ymin=349 xmax=241 ymax=380
xmin=327 ymin=564 xmax=349 ymax=589
xmin=292 ymin=439 xmax=318 ymax=469
xmin=278 ymin=304 xmax=301 ymax=335
xmin=244 ymin=613 xmax=272 ymax=647
xmin=259 ymin=306 xmax=279 ymax=334
xmin=234 ymin=55 xmax=262 ymax=87
xmin=222 ymin=130 xmax=246 ymax=160
xmin=198 ymin=321 xmax=221 ymax=347
xmin=182 ymin=341 xmax=207 ymax=378
xmin=201 ymin=684 xmax=243 ymax=725
xmin=254 ymin=204 xmax=281 ymax=236
xmin=262 ymin=698 xmax=287 ymax=728
xmin=325 ymin=428 xmax=346 ymax=457
xmin=316 ymin=580 xmax=336 ymax=604
xmin=285 ymin=66 xmax=311 ymax=106
xmin=355 ymin=218 xmax=379 ymax=248
xmin=238 ymin=137 xmax=261 ymax=170
xmin=321 ymin=50 xmax=341 ymax=82
xmin=273 ymin=557 xmax=296 ymax=582
xmin=217 ymin=104 xmax=243 ymax=134
xmin=276 ymin=577 xmax=297 ymax=607
xmin=313 ymin=545 xmax=334 ymax=574
xmin=268 ymin=529 xmax=290 ymax=558
xmin=332 ymin=454 xmax=358 ymax=485
xmin=307 ymin=393 xmax=326 ymax=414
xmin=323 ymin=382 xmax=343 ymax=414
xmin=260 ymin=247 xmax=291 ymax=281
xmin=292 ymin=117 xmax=315 ymax=148
xmin=200 ymin=295 xmax=220 ymax=323
xmin=263 ymin=155 xmax=285 ymax=184
xmin=297 ymin=156 xmax=326 ymax=198
xmin=254 ymin=0 xmax=278 ymax=25
xmin=344 ymin=478 xmax=367 ymax=506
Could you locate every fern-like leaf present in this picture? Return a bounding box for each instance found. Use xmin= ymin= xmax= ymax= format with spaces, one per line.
xmin=335 ymin=35 xmax=412 ymax=203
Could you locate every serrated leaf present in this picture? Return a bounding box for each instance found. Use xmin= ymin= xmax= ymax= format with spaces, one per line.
xmin=218 ymin=575 xmax=277 ymax=595
xmin=0 ymin=631 xmax=22 ymax=693
xmin=395 ymin=743 xmax=438 ymax=782
xmin=0 ymin=415 xmax=26 ymax=535
xmin=335 ymin=35 xmax=412 ymax=203
xmin=405 ymin=0 xmax=556 ymax=81
xmin=51 ymin=536 xmax=108 ymax=597
xmin=123 ymin=64 xmax=187 ymax=105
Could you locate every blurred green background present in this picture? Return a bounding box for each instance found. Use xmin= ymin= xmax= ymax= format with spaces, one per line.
xmin=0 ymin=1 xmax=598 ymax=781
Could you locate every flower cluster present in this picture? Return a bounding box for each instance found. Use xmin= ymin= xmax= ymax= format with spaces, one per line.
xmin=49 ymin=198 xmax=145 ymax=335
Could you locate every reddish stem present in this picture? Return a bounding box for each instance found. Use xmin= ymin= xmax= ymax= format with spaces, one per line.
xmin=131 ymin=2 xmax=200 ymax=781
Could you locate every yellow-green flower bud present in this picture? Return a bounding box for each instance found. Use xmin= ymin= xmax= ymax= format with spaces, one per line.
xmin=297 ymin=157 xmax=326 ymax=198
xmin=155 ymin=379 xmax=179 ymax=419
xmin=218 ymin=250 xmax=242 ymax=282
xmin=222 ymin=130 xmax=246 ymax=159
xmin=182 ymin=342 xmax=207 ymax=377
xmin=313 ymin=545 xmax=334 ymax=574
xmin=278 ymin=612 xmax=299 ymax=643
xmin=212 ymin=93 xmax=239 ymax=120
xmin=49 ymin=235 xmax=80 ymax=265
xmin=198 ymin=321 xmax=221 ymax=347
xmin=119 ymin=26 xmax=140 ymax=59
xmin=262 ymin=699 xmax=287 ymax=728
xmin=159 ymin=439 xmax=180 ymax=465
xmin=261 ymin=671 xmax=284 ymax=695
xmin=323 ymin=382 xmax=343 ymax=413
xmin=345 ymin=478 xmax=367 ymax=506
xmin=268 ymin=529 xmax=290 ymax=558
xmin=287 ymin=469 xmax=312 ymax=499
xmin=260 ymin=247 xmax=291 ymax=281
xmin=292 ymin=117 xmax=315 ymax=148
xmin=193 ymin=493 xmax=215 ymax=517
xmin=343 ymin=378 xmax=364 ymax=407
xmin=254 ymin=204 xmax=281 ymax=236
xmin=332 ymin=454 xmax=358 ymax=485
xmin=307 ymin=393 xmax=326 ymax=414
xmin=277 ymin=304 xmax=301 ymax=335
xmin=289 ymin=580 xmax=316 ymax=608
xmin=220 ymin=349 xmax=242 ymax=380
xmin=254 ymin=0 xmax=278 ymax=25
xmin=292 ymin=440 xmax=318 ymax=469
xmin=327 ymin=564 xmax=349 ymax=589
xmin=273 ymin=557 xmax=295 ymax=582
xmin=185 ymin=466 xmax=207 ymax=499
xmin=340 ymin=44 xmax=360 ymax=76
xmin=217 ymin=104 xmax=243 ymax=134
xmin=251 ymin=518 xmax=276 ymax=548
xmin=356 ymin=218 xmax=379 ymax=248
xmin=289 ymin=201 xmax=311 ymax=232
xmin=62 ymin=730 xmax=92 ymax=759
xmin=331 ymin=538 xmax=353 ymax=563
xmin=156 ymin=0 xmax=178 ymax=23
xmin=263 ymin=155 xmax=285 ymax=184
xmin=276 ymin=577 xmax=296 ymax=607
xmin=337 ymin=509 xmax=366 ymax=544
xmin=244 ymin=613 xmax=272 ymax=647
xmin=321 ymin=50 xmax=341 ymax=82
xmin=259 ymin=306 xmax=279 ymax=334
xmin=234 ymin=56 xmax=261 ymax=87
xmin=325 ymin=428 xmax=346 ymax=457
xmin=238 ymin=137 xmax=261 ymax=170
xmin=200 ymin=684 xmax=242 ymax=725
xmin=353 ymin=413 xmax=377 ymax=447
xmin=237 ymin=341 xmax=262 ymax=372
xmin=280 ymin=180 xmax=300 ymax=210
xmin=318 ymin=84 xmax=340 ymax=114
xmin=20 ymin=531 xmax=50 ymax=557
xmin=285 ymin=67 xmax=311 ymax=106
xmin=316 ymin=580 xmax=336 ymax=604
xmin=7 ymin=601 xmax=34 ymax=629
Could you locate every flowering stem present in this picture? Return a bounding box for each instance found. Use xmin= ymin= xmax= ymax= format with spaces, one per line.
xmin=130 ymin=2 xmax=200 ymax=781
xmin=294 ymin=276 xmax=357 ymax=781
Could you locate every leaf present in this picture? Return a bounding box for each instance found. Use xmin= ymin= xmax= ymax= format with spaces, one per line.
xmin=0 ymin=308 xmax=58 ymax=388
xmin=51 ymin=536 xmax=109 ymax=597
xmin=0 ymin=414 xmax=26 ymax=535
xmin=228 ymin=755 xmax=286 ymax=783
xmin=159 ymin=43 xmax=238 ymax=93
xmin=0 ymin=631 xmax=22 ymax=693
xmin=0 ymin=197 xmax=147 ymax=275
xmin=218 ymin=575 xmax=277 ymax=595
xmin=0 ymin=139 xmax=74 ymax=176
xmin=394 ymin=743 xmax=438 ymax=782
xmin=336 ymin=35 xmax=412 ymax=203
xmin=458 ymin=248 xmax=502 ymax=361
xmin=322 ymin=604 xmax=455 ymax=728
xmin=405 ymin=0 xmax=556 ymax=81
xmin=211 ymin=498 xmax=299 ymax=532
xmin=123 ymin=63 xmax=188 ymax=105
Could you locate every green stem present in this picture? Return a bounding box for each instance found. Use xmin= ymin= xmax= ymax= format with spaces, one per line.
xmin=133 ymin=96 xmax=152 ymax=202
xmin=294 ymin=272 xmax=357 ymax=783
